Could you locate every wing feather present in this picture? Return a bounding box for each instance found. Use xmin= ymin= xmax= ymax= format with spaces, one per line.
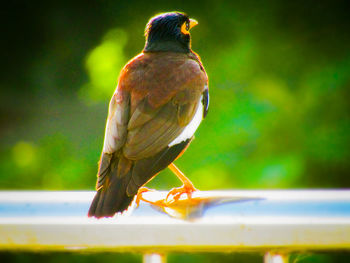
xmin=123 ymin=89 xmax=202 ymax=160
xmin=102 ymin=90 xmax=130 ymax=154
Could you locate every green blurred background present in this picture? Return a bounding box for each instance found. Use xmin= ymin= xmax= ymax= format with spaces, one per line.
xmin=1 ymin=0 xmax=349 ymax=262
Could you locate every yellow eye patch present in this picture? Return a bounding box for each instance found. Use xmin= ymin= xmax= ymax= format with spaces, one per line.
xmin=181 ymin=19 xmax=198 ymax=35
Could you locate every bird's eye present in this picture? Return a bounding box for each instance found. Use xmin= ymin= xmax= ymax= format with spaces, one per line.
xmin=181 ymin=21 xmax=190 ymax=35
xmin=180 ymin=19 xmax=198 ymax=35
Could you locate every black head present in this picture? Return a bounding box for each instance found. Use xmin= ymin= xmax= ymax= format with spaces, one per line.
xmin=144 ymin=12 xmax=198 ymax=53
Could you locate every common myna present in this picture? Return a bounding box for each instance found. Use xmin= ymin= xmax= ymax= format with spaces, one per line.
xmin=88 ymin=12 xmax=209 ymax=218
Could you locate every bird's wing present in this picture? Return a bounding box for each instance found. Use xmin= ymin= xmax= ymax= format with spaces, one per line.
xmin=95 ymin=88 xmax=130 ymax=190
xmin=123 ymin=87 xmax=202 ymax=160
xmin=116 ymin=52 xmax=207 ymax=158
xmin=122 ymin=87 xmax=205 ymax=196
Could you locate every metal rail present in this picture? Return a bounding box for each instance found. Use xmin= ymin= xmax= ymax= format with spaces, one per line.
xmin=0 ymin=190 xmax=349 ymax=263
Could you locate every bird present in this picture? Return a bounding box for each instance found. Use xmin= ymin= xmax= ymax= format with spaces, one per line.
xmin=88 ymin=11 xmax=209 ymax=218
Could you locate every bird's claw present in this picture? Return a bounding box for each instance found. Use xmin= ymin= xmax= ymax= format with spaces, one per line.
xmin=135 ymin=184 xmax=198 ymax=209
xmin=165 ymin=184 xmax=197 ymax=204
xmin=135 ymin=187 xmax=155 ymax=207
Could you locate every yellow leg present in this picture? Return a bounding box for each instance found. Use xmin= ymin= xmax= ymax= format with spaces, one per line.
xmin=166 ymin=163 xmax=197 ymax=203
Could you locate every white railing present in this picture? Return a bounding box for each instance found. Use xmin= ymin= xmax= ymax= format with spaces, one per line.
xmin=0 ymin=190 xmax=349 ymax=263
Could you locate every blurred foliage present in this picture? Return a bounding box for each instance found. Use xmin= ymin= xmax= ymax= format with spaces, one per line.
xmin=81 ymin=28 xmax=128 ymax=102
xmin=1 ymin=0 xmax=350 ymax=262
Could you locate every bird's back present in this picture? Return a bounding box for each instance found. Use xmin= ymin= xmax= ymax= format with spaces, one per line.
xmin=119 ymin=51 xmax=207 ymax=109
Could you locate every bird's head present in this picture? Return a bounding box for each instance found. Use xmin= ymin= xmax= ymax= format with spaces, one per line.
xmin=144 ymin=12 xmax=198 ymax=53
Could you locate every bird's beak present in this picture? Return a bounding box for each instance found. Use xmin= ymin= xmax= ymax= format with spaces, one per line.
xmin=189 ymin=19 xmax=198 ymax=29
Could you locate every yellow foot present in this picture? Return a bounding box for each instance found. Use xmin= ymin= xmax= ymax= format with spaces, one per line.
xmin=135 ymin=187 xmax=155 ymax=207
xmin=166 ymin=184 xmax=197 ymax=204
xmin=135 ymin=187 xmax=168 ymax=208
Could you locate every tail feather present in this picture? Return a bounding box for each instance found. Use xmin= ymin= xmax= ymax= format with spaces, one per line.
xmin=88 ymin=157 xmax=135 ymax=218
xmin=88 ymin=140 xmax=192 ymax=218
xmin=88 ymin=178 xmax=134 ymax=218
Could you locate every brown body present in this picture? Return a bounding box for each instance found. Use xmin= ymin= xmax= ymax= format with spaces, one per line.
xmin=88 ymin=51 xmax=208 ymax=217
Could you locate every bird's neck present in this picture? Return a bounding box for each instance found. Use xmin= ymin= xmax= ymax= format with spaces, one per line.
xmin=144 ymin=40 xmax=190 ymax=53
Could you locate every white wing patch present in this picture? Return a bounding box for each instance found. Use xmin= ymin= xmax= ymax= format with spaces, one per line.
xmin=168 ymin=95 xmax=203 ymax=147
xmin=103 ymin=116 xmax=117 ymax=154
xmin=102 ymin=92 xmax=128 ymax=154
